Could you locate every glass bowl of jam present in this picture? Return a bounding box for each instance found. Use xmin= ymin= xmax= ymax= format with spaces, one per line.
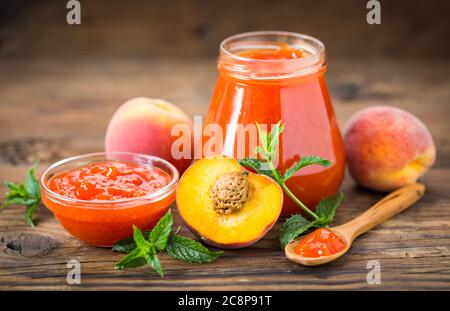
xmin=40 ymin=152 xmax=179 ymax=247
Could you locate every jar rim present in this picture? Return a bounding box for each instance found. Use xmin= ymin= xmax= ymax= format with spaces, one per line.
xmin=40 ymin=152 xmax=179 ymax=209
xmin=219 ymin=31 xmax=326 ymax=80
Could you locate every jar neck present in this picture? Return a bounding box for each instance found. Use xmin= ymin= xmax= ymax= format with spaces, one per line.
xmin=218 ymin=31 xmax=326 ymax=81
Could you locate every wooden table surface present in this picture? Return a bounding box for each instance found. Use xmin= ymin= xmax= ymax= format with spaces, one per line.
xmin=0 ymin=58 xmax=449 ymax=290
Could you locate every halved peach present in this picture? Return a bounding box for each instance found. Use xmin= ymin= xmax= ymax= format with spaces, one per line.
xmin=176 ymin=156 xmax=283 ymax=249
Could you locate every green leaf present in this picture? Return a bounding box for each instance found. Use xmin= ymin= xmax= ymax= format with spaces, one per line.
xmin=145 ymin=247 xmax=164 ymax=277
xmin=283 ymin=156 xmax=332 ymax=181
xmin=132 ymin=225 xmax=151 ymax=250
xmin=238 ymin=158 xmax=263 ymax=172
xmin=238 ymin=158 xmax=280 ymax=180
xmin=25 ymin=202 xmax=39 ymax=227
xmin=268 ymin=121 xmax=285 ymax=158
xmin=115 ymin=248 xmax=147 ymax=270
xmin=3 ymin=182 xmax=27 ymax=201
xmin=255 ymin=122 xmax=268 ymax=158
xmin=166 ymin=233 xmax=223 ymax=263
xmin=112 ymin=230 xmax=150 ymax=253
xmin=5 ymin=181 xmax=19 ymax=192
xmin=24 ymin=162 xmax=40 ymax=199
xmin=4 ymin=182 xmax=27 ymax=199
xmin=314 ymin=192 xmax=345 ymax=227
xmin=279 ymin=214 xmax=314 ymax=248
xmin=149 ymin=209 xmax=173 ymax=251
xmin=254 ymin=146 xmax=266 ymax=157
xmin=1 ymin=197 xmax=38 ymax=209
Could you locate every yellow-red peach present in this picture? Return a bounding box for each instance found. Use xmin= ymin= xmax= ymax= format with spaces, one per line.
xmin=343 ymin=106 xmax=435 ymax=192
xmin=105 ymin=97 xmax=193 ymax=174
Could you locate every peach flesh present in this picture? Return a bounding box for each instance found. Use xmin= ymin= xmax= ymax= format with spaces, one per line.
xmin=344 ymin=106 xmax=435 ymax=192
xmin=176 ymin=156 xmax=283 ymax=249
xmin=105 ymin=97 xmax=193 ymax=173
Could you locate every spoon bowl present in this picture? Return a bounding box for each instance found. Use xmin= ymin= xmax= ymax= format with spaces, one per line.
xmin=285 ymin=232 xmax=349 ymax=266
xmin=285 ymin=183 xmax=426 ymax=266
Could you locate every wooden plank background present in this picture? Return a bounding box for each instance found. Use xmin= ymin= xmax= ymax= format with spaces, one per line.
xmin=0 ymin=0 xmax=449 ymax=290
xmin=1 ymin=0 xmax=449 ymax=60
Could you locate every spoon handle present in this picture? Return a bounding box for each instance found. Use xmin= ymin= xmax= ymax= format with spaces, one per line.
xmin=337 ymin=183 xmax=425 ymax=240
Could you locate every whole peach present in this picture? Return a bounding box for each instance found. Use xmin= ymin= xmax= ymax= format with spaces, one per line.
xmin=105 ymin=97 xmax=193 ymax=174
xmin=343 ymin=106 xmax=435 ymax=192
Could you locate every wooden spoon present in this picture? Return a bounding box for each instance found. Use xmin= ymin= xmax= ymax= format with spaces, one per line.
xmin=285 ymin=183 xmax=426 ymax=266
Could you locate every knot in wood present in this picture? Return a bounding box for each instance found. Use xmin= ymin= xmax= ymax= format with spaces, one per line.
xmin=210 ymin=171 xmax=249 ymax=214
xmin=1 ymin=232 xmax=57 ymax=257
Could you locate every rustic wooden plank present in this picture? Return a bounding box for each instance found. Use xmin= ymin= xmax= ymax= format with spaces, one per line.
xmin=0 ymin=168 xmax=448 ymax=290
xmin=0 ymin=59 xmax=449 ymax=290
xmin=1 ymin=0 xmax=449 ymax=60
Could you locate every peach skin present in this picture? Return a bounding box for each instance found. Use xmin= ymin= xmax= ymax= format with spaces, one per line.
xmin=105 ymin=97 xmax=193 ymax=174
xmin=343 ymin=106 xmax=435 ymax=192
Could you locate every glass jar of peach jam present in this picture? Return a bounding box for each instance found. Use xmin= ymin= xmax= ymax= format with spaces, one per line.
xmin=203 ymin=31 xmax=345 ymax=215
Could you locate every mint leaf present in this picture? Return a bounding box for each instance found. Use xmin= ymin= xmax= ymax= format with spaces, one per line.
xmin=24 ymin=162 xmax=40 ymax=199
xmin=115 ymin=248 xmax=147 ymax=270
xmin=283 ymin=156 xmax=331 ymax=181
xmin=2 ymin=197 xmax=38 ymax=208
xmin=132 ymin=225 xmax=151 ymax=250
xmin=314 ymin=192 xmax=345 ymax=227
xmin=145 ymin=247 xmax=164 ymax=277
xmin=268 ymin=122 xmax=285 ymax=159
xmin=238 ymin=158 xmax=263 ymax=172
xmin=25 ymin=202 xmax=39 ymax=227
xmin=4 ymin=182 xmax=27 ymax=199
xmin=166 ymin=233 xmax=222 ymax=263
xmin=5 ymin=181 xmax=19 ymax=191
xmin=112 ymin=230 xmax=150 ymax=253
xmin=279 ymin=214 xmax=314 ymax=248
xmin=238 ymin=158 xmax=279 ymax=180
xmin=6 ymin=181 xmax=24 ymax=193
xmin=255 ymin=122 xmax=269 ymax=158
xmin=149 ymin=209 xmax=173 ymax=251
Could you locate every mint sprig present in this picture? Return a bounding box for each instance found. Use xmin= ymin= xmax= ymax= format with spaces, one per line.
xmin=1 ymin=162 xmax=41 ymax=227
xmin=238 ymin=121 xmax=345 ymax=248
xmin=114 ymin=209 xmax=222 ymax=276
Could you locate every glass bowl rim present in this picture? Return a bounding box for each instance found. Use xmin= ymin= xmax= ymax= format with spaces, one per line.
xmin=40 ymin=152 xmax=179 ymax=209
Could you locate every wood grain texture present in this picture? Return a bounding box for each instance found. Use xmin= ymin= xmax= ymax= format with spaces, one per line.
xmin=1 ymin=0 xmax=449 ymax=60
xmin=0 ymin=59 xmax=449 ymax=290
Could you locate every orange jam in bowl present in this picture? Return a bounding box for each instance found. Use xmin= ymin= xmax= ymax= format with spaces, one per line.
xmin=40 ymin=152 xmax=179 ymax=247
